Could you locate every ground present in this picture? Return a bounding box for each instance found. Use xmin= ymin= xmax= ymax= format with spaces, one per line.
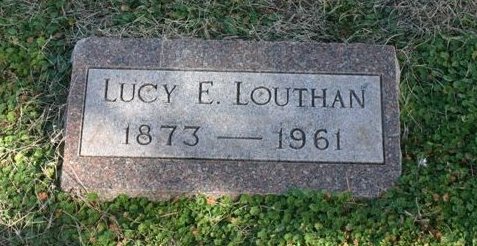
xmin=0 ymin=0 xmax=477 ymax=245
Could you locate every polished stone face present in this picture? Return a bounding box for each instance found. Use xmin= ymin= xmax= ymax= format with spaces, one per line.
xmin=81 ymin=69 xmax=383 ymax=163
xmin=62 ymin=38 xmax=401 ymax=199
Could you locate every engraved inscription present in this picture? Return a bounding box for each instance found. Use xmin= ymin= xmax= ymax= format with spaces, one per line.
xmin=80 ymin=69 xmax=383 ymax=163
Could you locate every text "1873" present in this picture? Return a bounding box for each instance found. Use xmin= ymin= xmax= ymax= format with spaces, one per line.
xmin=123 ymin=124 xmax=200 ymax=146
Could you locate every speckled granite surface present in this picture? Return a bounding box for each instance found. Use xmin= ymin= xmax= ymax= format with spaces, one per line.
xmin=62 ymin=37 xmax=401 ymax=199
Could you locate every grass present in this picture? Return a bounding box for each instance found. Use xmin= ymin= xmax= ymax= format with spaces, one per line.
xmin=1 ymin=0 xmax=477 ymax=245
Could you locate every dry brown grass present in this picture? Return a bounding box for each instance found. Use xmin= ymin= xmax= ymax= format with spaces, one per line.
xmin=63 ymin=0 xmax=477 ymax=43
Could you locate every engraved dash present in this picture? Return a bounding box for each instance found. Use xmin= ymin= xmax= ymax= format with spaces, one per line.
xmin=217 ymin=136 xmax=263 ymax=140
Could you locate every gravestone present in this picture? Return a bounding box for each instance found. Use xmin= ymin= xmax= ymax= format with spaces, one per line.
xmin=62 ymin=37 xmax=401 ymax=199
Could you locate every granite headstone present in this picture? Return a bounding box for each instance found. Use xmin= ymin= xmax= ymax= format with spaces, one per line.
xmin=62 ymin=37 xmax=401 ymax=199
